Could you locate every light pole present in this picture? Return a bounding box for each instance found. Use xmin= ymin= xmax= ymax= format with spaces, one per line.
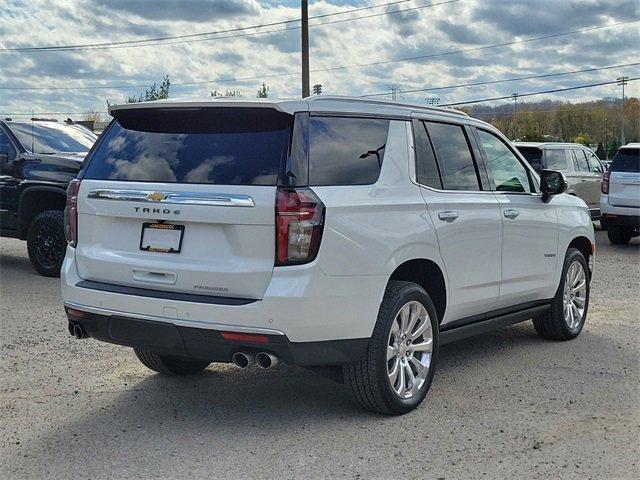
xmin=617 ymin=76 xmax=629 ymax=145
xmin=301 ymin=1 xmax=310 ymax=98
xmin=511 ymin=93 xmax=519 ymax=140
xmin=604 ymin=117 xmax=608 ymax=159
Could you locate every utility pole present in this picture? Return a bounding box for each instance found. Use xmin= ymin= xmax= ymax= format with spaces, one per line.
xmin=604 ymin=117 xmax=608 ymax=159
xmin=617 ymin=76 xmax=629 ymax=145
xmin=511 ymin=93 xmax=519 ymax=140
xmin=301 ymin=1 xmax=310 ymax=98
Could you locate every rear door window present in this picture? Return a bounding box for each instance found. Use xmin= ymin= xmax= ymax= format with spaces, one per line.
xmin=544 ymin=149 xmax=568 ymax=170
xmin=573 ymin=150 xmax=590 ymax=172
xmin=611 ymin=148 xmax=640 ymax=172
xmin=413 ymin=120 xmax=442 ymax=189
xmin=308 ymin=116 xmax=389 ymax=186
xmin=82 ymin=108 xmax=291 ymax=185
xmin=424 ymin=121 xmax=481 ymax=191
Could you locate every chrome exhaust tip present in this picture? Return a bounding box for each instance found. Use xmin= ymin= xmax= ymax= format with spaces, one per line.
xmin=256 ymin=352 xmax=279 ymax=369
xmin=232 ymin=351 xmax=255 ymax=369
xmin=71 ymin=323 xmax=87 ymax=339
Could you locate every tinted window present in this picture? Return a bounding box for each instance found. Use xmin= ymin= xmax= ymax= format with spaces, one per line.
xmin=413 ymin=121 xmax=442 ymax=189
xmin=515 ymin=146 xmax=542 ymax=172
xmin=573 ymin=150 xmax=589 ymax=172
xmin=0 ymin=130 xmax=17 ymax=162
xmin=83 ymin=108 xmax=291 ymax=185
xmin=425 ymin=122 xmax=480 ymax=191
xmin=585 ymin=150 xmax=603 ymax=173
xmin=478 ymin=130 xmax=531 ymax=193
xmin=8 ymin=122 xmax=96 ymax=154
xmin=611 ymin=148 xmax=640 ymax=172
xmin=544 ymin=149 xmax=568 ymax=170
xmin=309 ymin=116 xmax=388 ymax=186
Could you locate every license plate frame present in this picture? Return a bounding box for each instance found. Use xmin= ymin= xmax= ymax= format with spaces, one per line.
xmin=139 ymin=223 xmax=185 ymax=254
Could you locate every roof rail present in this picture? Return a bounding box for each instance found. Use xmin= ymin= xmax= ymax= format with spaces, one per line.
xmin=306 ymin=95 xmax=468 ymax=117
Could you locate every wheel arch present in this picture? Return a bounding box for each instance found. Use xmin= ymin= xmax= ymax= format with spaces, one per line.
xmin=18 ymin=186 xmax=66 ymax=239
xmin=567 ymin=235 xmax=594 ymax=277
xmin=388 ymin=258 xmax=447 ymax=323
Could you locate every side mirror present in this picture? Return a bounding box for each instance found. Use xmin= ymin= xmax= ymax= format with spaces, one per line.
xmin=0 ymin=153 xmax=8 ymax=163
xmin=540 ymin=170 xmax=568 ymax=202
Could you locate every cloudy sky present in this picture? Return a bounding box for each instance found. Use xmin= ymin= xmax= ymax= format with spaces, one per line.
xmin=1 ymin=0 xmax=638 ymax=120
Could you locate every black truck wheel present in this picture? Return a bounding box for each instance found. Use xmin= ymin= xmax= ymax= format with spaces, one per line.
xmin=27 ymin=210 xmax=66 ymax=277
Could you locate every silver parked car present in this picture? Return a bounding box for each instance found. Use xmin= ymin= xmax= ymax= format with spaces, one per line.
xmin=514 ymin=142 xmax=605 ymax=220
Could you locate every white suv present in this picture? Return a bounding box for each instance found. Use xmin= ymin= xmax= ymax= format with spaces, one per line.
xmin=601 ymin=143 xmax=640 ymax=244
xmin=62 ymin=97 xmax=595 ymax=415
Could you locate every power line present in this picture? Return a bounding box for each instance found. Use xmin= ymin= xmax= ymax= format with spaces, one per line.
xmin=2 ymin=20 xmax=636 ymax=92
xmin=443 ymin=77 xmax=640 ymax=106
xmin=164 ymin=18 xmax=640 ymax=81
xmin=0 ymin=0 xmax=457 ymax=53
xmin=312 ymin=18 xmax=639 ymax=74
xmin=360 ymin=62 xmax=640 ymax=97
xmin=471 ymin=103 xmax=625 ymax=116
xmin=4 ymin=77 xmax=638 ymax=117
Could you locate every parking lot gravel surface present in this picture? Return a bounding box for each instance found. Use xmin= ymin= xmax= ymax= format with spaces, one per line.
xmin=1 ymin=230 xmax=638 ymax=479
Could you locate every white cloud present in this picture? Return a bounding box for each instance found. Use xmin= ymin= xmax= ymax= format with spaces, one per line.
xmin=0 ymin=0 xmax=637 ymax=119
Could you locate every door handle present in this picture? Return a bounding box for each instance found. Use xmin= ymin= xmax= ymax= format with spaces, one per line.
xmin=438 ymin=210 xmax=459 ymax=222
xmin=503 ymin=208 xmax=520 ymax=219
xmin=0 ymin=175 xmax=14 ymax=181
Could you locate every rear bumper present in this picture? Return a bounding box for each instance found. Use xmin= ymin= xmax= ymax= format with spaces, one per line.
xmin=601 ymin=213 xmax=640 ymax=228
xmin=61 ymin=246 xmax=387 ymax=345
xmin=65 ymin=306 xmax=368 ymax=366
xmin=600 ymin=196 xmax=640 ymax=229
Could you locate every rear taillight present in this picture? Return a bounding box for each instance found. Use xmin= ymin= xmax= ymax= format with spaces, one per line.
xmin=275 ymin=187 xmax=325 ymax=266
xmin=602 ymin=171 xmax=610 ymax=194
xmin=64 ymin=179 xmax=80 ymax=247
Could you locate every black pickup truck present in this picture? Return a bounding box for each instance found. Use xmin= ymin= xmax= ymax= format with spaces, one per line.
xmin=0 ymin=119 xmax=97 ymax=276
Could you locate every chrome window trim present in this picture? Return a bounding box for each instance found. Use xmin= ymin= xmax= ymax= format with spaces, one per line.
xmin=87 ymin=189 xmax=255 ymax=207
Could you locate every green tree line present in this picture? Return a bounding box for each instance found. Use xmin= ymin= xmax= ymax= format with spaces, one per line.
xmin=464 ymin=97 xmax=639 ymax=158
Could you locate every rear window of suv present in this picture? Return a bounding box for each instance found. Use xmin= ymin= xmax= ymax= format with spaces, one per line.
xmin=82 ymin=108 xmax=291 ymax=185
xmin=610 ymin=148 xmax=640 ymax=172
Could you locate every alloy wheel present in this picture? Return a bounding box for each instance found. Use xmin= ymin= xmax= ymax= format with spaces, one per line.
xmin=34 ymin=222 xmax=64 ymax=268
xmin=563 ymin=261 xmax=587 ymax=329
xmin=387 ymin=301 xmax=433 ymax=399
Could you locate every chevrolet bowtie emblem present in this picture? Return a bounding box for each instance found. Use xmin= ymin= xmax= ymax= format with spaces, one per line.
xmin=146 ymin=192 xmax=167 ymax=202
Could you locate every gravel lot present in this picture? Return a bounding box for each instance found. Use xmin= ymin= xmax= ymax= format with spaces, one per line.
xmin=1 ymin=231 xmax=638 ymax=479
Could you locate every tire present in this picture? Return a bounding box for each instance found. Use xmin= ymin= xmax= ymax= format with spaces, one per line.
xmin=533 ymin=248 xmax=590 ymax=341
xmin=26 ymin=210 xmax=66 ymax=277
xmin=134 ymin=348 xmax=210 ymax=375
xmin=607 ymin=225 xmax=632 ymax=245
xmin=343 ymin=281 xmax=439 ymax=415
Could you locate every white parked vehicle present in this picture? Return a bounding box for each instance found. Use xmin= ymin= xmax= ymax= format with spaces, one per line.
xmin=600 ymin=143 xmax=640 ymax=244
xmin=62 ymin=97 xmax=595 ymax=415
xmin=513 ymin=142 xmax=605 ymax=220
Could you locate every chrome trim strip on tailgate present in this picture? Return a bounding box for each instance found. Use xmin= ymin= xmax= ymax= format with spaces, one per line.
xmin=76 ymin=280 xmax=257 ymax=306
xmin=64 ymin=301 xmax=286 ymax=336
xmin=87 ymin=189 xmax=255 ymax=207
